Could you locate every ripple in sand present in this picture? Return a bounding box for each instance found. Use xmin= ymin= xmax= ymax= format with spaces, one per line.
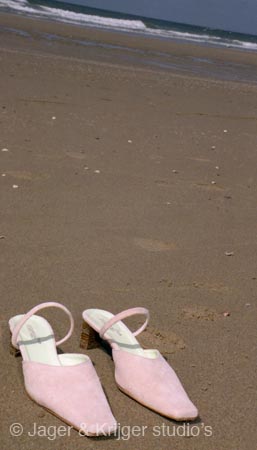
xmin=193 ymin=182 xmax=225 ymax=191
xmin=182 ymin=306 xmax=221 ymax=321
xmin=66 ymin=151 xmax=87 ymax=160
xmin=5 ymin=171 xmax=49 ymax=181
xmin=140 ymin=326 xmax=185 ymax=354
xmin=133 ymin=238 xmax=176 ymax=252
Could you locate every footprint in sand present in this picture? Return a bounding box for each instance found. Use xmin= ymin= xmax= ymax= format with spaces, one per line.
xmin=140 ymin=326 xmax=185 ymax=354
xmin=192 ymin=281 xmax=229 ymax=293
xmin=182 ymin=305 xmax=221 ymax=321
xmin=133 ymin=238 xmax=176 ymax=252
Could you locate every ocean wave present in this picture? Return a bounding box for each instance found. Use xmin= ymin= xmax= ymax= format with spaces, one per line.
xmin=0 ymin=0 xmax=37 ymax=13
xmin=231 ymin=40 xmax=257 ymax=50
xmin=0 ymin=0 xmax=146 ymax=30
xmin=144 ymin=27 xmax=257 ymax=51
xmin=1 ymin=0 xmax=257 ymax=51
xmin=42 ymin=6 xmax=146 ymax=29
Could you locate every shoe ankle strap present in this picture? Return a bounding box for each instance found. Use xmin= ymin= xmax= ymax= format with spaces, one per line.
xmin=99 ymin=307 xmax=149 ymax=339
xmin=11 ymin=302 xmax=74 ymax=349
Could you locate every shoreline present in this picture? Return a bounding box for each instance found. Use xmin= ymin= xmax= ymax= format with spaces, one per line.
xmin=1 ymin=12 xmax=257 ymax=84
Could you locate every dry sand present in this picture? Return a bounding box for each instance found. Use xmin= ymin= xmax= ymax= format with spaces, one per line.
xmin=1 ymin=12 xmax=256 ymax=450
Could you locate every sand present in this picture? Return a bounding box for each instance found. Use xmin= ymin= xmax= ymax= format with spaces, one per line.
xmin=1 ymin=12 xmax=256 ymax=450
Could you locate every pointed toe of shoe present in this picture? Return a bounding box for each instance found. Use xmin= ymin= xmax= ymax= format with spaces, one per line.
xmin=23 ymin=358 xmax=118 ymax=435
xmin=151 ymin=395 xmax=198 ymax=421
xmin=170 ymin=403 xmax=198 ymax=421
xmin=113 ymin=349 xmax=199 ymax=421
xmin=85 ymin=418 xmax=118 ymax=436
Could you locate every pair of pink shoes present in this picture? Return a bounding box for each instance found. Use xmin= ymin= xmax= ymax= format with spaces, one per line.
xmin=9 ymin=302 xmax=198 ymax=436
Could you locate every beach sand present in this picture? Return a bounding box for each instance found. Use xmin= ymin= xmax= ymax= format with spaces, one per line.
xmin=1 ymin=12 xmax=256 ymax=450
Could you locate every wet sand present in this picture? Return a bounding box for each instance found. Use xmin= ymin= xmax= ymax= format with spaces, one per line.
xmin=1 ymin=12 xmax=256 ymax=450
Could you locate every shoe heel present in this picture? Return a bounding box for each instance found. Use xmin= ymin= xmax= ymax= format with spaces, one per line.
xmin=9 ymin=333 xmax=21 ymax=356
xmin=80 ymin=320 xmax=100 ymax=350
xmin=10 ymin=338 xmax=21 ymax=357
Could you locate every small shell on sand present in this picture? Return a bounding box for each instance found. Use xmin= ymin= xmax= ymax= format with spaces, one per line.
xmin=1 ymin=148 xmax=9 ymax=152
xmin=12 ymin=184 xmax=19 ymax=189
xmin=128 ymin=139 xmax=132 ymax=143
xmin=225 ymin=251 xmax=234 ymax=256
xmin=223 ymin=129 xmax=228 ymax=133
xmin=94 ymin=169 xmax=100 ymax=174
xmin=211 ymin=181 xmax=216 ymax=185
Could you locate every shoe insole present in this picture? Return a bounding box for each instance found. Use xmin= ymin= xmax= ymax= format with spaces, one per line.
xmin=9 ymin=314 xmax=61 ymax=365
xmin=10 ymin=314 xmax=90 ymax=367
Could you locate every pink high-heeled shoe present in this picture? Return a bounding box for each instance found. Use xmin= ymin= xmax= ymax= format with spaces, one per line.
xmin=81 ymin=307 xmax=198 ymax=421
xmin=9 ymin=302 xmax=117 ymax=436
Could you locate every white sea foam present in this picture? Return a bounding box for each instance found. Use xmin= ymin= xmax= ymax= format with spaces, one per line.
xmin=144 ymin=27 xmax=257 ymax=51
xmin=231 ymin=40 xmax=257 ymax=50
xmin=0 ymin=0 xmax=146 ymax=30
xmin=0 ymin=0 xmax=37 ymax=13
xmin=41 ymin=5 xmax=147 ymax=29
xmin=1 ymin=0 xmax=257 ymax=51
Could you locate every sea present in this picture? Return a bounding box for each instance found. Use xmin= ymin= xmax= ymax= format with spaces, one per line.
xmin=1 ymin=0 xmax=257 ymax=52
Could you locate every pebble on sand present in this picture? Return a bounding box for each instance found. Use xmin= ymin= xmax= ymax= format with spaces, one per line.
xmin=223 ymin=311 xmax=230 ymax=317
xmin=52 ymin=116 xmax=56 ymax=120
xmin=211 ymin=181 xmax=216 ymax=184
xmin=172 ymin=169 xmax=178 ymax=173
xmin=2 ymin=174 xmax=6 ymax=177
xmin=94 ymin=170 xmax=100 ymax=174
xmin=1 ymin=148 xmax=9 ymax=152
xmin=215 ymin=166 xmax=219 ymax=170
xmin=128 ymin=140 xmax=132 ymax=143
xmin=225 ymin=251 xmax=234 ymax=256
xmin=223 ymin=129 xmax=228 ymax=133
xmin=12 ymin=184 xmax=19 ymax=189
xmin=211 ymin=145 xmax=216 ymax=150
